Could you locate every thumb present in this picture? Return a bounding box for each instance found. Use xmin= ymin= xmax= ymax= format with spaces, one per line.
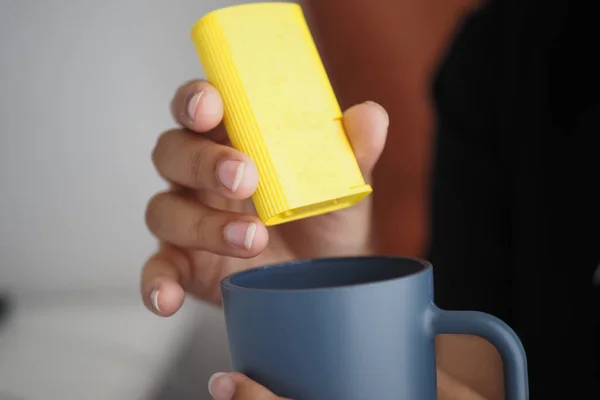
xmin=343 ymin=101 xmax=389 ymax=182
xmin=283 ymin=101 xmax=388 ymax=255
xmin=208 ymin=372 xmax=288 ymax=400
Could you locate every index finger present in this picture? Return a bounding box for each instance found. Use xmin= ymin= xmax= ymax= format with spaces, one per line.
xmin=170 ymin=79 xmax=224 ymax=133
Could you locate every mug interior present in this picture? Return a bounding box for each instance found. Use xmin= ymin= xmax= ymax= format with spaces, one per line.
xmin=224 ymin=256 xmax=428 ymax=291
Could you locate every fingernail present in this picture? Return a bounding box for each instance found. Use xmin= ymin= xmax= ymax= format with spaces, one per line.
xmin=187 ymin=91 xmax=204 ymax=121
xmin=150 ymin=289 xmax=161 ymax=313
xmin=224 ymin=222 xmax=257 ymax=250
xmin=217 ymin=160 xmax=245 ymax=192
xmin=364 ymin=100 xmax=389 ymax=126
xmin=208 ymin=372 xmax=235 ymax=400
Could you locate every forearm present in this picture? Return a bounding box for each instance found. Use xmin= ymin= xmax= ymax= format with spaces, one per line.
xmin=302 ymin=0 xmax=477 ymax=257
xmin=303 ymin=0 xmax=431 ymax=257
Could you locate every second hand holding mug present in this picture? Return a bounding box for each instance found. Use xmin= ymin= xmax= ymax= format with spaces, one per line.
xmin=221 ymin=256 xmax=529 ymax=400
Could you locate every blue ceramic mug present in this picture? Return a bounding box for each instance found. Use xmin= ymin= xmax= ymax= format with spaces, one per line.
xmin=221 ymin=256 xmax=529 ymax=399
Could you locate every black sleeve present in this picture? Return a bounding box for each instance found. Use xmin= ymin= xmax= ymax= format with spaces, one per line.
xmin=426 ymin=2 xmax=515 ymax=324
xmin=426 ymin=1 xmax=600 ymax=395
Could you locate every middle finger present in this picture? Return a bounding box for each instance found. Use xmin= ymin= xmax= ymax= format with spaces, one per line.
xmin=152 ymin=129 xmax=258 ymax=199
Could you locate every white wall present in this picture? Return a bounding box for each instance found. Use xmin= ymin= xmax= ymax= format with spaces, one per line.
xmin=0 ymin=3 xmax=285 ymax=398
xmin=0 ymin=0 xmax=275 ymax=295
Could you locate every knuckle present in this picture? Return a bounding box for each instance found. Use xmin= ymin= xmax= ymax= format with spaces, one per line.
xmin=187 ymin=142 xmax=213 ymax=187
xmin=145 ymin=192 xmax=170 ymax=234
xmin=152 ymin=130 xmax=177 ymax=170
xmin=189 ymin=213 xmax=210 ymax=247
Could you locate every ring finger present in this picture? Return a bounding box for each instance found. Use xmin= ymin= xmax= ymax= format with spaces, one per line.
xmin=145 ymin=191 xmax=268 ymax=257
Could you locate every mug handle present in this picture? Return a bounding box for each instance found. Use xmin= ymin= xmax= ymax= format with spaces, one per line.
xmin=429 ymin=305 xmax=529 ymax=400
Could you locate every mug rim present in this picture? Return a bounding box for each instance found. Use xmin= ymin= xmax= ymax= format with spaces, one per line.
xmin=221 ymin=255 xmax=431 ymax=293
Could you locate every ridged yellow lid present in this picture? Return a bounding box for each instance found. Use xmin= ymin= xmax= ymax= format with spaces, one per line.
xmin=191 ymin=3 xmax=371 ymax=226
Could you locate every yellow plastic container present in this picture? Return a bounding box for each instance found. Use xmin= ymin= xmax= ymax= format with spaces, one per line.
xmin=191 ymin=2 xmax=372 ymax=226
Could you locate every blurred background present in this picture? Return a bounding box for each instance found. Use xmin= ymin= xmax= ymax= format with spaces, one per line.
xmin=0 ymin=0 xmax=472 ymax=398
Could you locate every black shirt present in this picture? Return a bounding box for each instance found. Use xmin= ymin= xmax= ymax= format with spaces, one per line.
xmin=428 ymin=0 xmax=600 ymax=397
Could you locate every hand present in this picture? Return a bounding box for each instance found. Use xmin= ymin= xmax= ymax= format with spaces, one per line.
xmin=142 ymin=80 xmax=388 ymax=313
xmin=205 ymin=371 xmax=492 ymax=400
xmin=208 ymin=372 xmax=289 ymax=400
